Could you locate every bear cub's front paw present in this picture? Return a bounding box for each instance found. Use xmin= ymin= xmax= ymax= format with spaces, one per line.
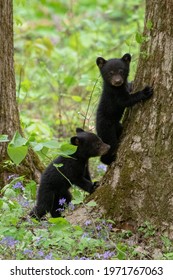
xmin=90 ymin=181 xmax=100 ymax=193
xmin=142 ymin=86 xmax=153 ymax=99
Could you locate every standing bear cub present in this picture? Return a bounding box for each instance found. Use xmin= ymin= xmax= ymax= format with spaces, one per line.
xmin=29 ymin=128 xmax=110 ymax=219
xmin=96 ymin=53 xmax=153 ymax=165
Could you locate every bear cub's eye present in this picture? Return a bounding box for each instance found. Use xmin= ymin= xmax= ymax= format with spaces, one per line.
xmin=119 ymin=69 xmax=124 ymax=74
xmin=109 ymin=71 xmax=114 ymax=75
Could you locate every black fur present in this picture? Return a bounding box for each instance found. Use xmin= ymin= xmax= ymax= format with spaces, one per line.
xmin=96 ymin=53 xmax=153 ymax=165
xmin=29 ymin=128 xmax=110 ymax=219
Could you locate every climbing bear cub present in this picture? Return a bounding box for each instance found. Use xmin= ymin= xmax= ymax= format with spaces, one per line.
xmin=29 ymin=128 xmax=110 ymax=219
xmin=96 ymin=53 xmax=153 ymax=165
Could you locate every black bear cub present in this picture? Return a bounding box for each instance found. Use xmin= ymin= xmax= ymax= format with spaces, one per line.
xmin=96 ymin=53 xmax=153 ymax=165
xmin=29 ymin=128 xmax=110 ymax=219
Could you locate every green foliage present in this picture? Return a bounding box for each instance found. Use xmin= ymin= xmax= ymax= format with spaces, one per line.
xmin=0 ymin=178 xmax=115 ymax=260
xmin=6 ymin=131 xmax=77 ymax=165
xmin=7 ymin=132 xmax=28 ymax=165
xmin=14 ymin=0 xmax=145 ymax=139
xmin=138 ymin=221 xmax=156 ymax=238
xmin=1 ymin=177 xmax=173 ymax=260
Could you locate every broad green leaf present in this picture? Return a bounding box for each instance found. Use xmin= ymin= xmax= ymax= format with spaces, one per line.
xmin=49 ymin=218 xmax=70 ymax=231
xmin=43 ymin=140 xmax=60 ymax=149
xmin=10 ymin=131 xmax=27 ymax=147
xmin=60 ymin=144 xmax=77 ymax=155
xmin=86 ymin=200 xmax=97 ymax=207
xmin=32 ymin=143 xmax=43 ymax=152
xmin=7 ymin=145 xmax=28 ymax=165
xmin=37 ymin=146 xmax=49 ymax=159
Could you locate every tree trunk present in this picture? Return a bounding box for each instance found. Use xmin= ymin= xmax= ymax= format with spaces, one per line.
xmin=93 ymin=0 xmax=173 ymax=232
xmin=68 ymin=0 xmax=173 ymax=232
xmin=0 ymin=0 xmax=44 ymax=186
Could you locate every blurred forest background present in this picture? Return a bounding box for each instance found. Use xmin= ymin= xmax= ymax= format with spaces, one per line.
xmin=14 ymin=0 xmax=144 ymax=142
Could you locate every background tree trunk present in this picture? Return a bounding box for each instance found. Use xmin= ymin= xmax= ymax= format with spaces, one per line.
xmin=93 ymin=0 xmax=173 ymax=232
xmin=0 ymin=0 xmax=44 ymax=186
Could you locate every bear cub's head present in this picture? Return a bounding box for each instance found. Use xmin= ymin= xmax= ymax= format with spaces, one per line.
xmin=71 ymin=128 xmax=110 ymax=158
xmin=96 ymin=53 xmax=131 ymax=87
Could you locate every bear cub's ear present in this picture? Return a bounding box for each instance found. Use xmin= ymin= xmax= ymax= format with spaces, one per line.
xmin=76 ymin=128 xmax=84 ymax=133
xmin=71 ymin=128 xmax=84 ymax=145
xmin=70 ymin=136 xmax=80 ymax=146
xmin=96 ymin=57 xmax=107 ymax=69
xmin=121 ymin=53 xmax=131 ymax=64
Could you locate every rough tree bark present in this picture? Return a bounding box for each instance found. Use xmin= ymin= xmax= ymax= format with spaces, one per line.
xmin=0 ymin=0 xmax=44 ymax=187
xmin=94 ymin=0 xmax=173 ymax=232
xmin=69 ymin=0 xmax=173 ymax=233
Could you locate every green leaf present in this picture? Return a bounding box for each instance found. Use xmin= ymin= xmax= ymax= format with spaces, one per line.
xmin=4 ymin=189 xmax=16 ymax=198
xmin=10 ymin=131 xmax=27 ymax=147
xmin=7 ymin=145 xmax=28 ymax=165
xmin=86 ymin=200 xmax=97 ymax=207
xmin=32 ymin=143 xmax=43 ymax=152
xmin=49 ymin=217 xmax=70 ymax=231
xmin=60 ymin=144 xmax=77 ymax=155
xmin=43 ymin=140 xmax=60 ymax=149
xmin=53 ymin=163 xmax=63 ymax=168
xmin=49 ymin=217 xmax=69 ymax=225
xmin=0 ymin=135 xmax=9 ymax=142
xmin=72 ymin=95 xmax=82 ymax=102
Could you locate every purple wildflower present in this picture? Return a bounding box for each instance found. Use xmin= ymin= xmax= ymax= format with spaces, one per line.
xmin=35 ymin=236 xmax=42 ymax=243
xmin=37 ymin=251 xmax=44 ymax=257
xmin=97 ymin=164 xmax=107 ymax=172
xmin=96 ymin=250 xmax=115 ymax=260
xmin=13 ymin=181 xmax=25 ymax=191
xmin=20 ymin=200 xmax=30 ymax=208
xmin=96 ymin=225 xmax=102 ymax=231
xmin=82 ymin=232 xmax=89 ymax=238
xmin=102 ymin=251 xmax=115 ymax=259
xmin=0 ymin=236 xmax=19 ymax=247
xmin=69 ymin=202 xmax=75 ymax=211
xmin=59 ymin=198 xmax=66 ymax=206
xmin=107 ymin=223 xmax=113 ymax=230
xmin=17 ymin=196 xmax=29 ymax=207
xmin=75 ymin=256 xmax=90 ymax=260
xmin=8 ymin=174 xmax=17 ymax=180
xmin=45 ymin=253 xmax=53 ymax=260
xmin=23 ymin=249 xmax=33 ymax=257
xmin=84 ymin=220 xmax=91 ymax=226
